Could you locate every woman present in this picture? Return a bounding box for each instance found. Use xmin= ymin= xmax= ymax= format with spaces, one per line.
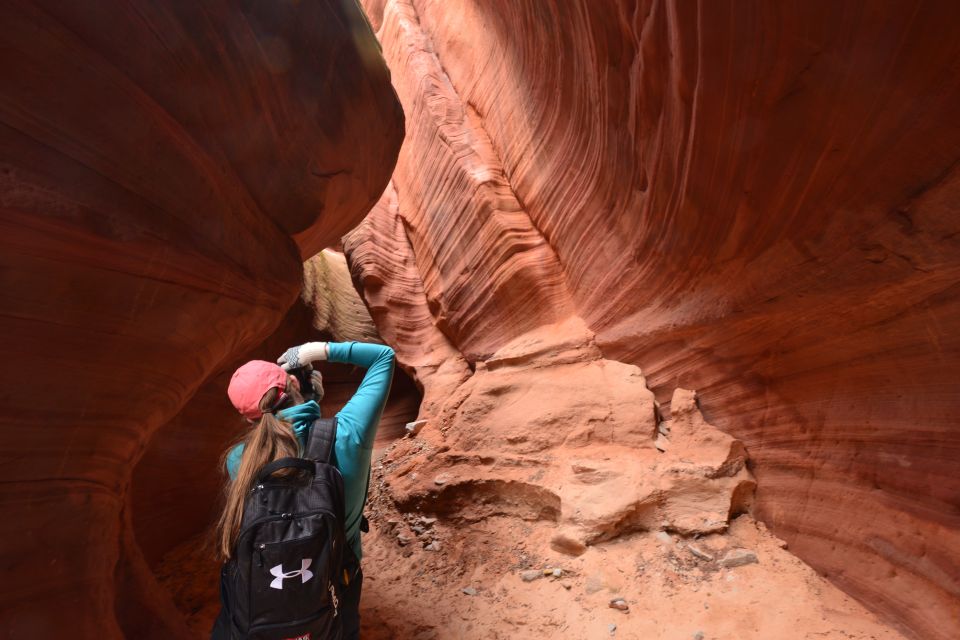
xmin=213 ymin=340 xmax=396 ymax=639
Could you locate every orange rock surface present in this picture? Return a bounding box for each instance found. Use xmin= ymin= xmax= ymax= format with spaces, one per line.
xmin=0 ymin=2 xmax=401 ymax=637
xmin=346 ymin=1 xmax=960 ymax=638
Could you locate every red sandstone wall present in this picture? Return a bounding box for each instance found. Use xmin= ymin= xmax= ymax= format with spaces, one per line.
xmin=0 ymin=2 xmax=402 ymax=637
xmin=347 ymin=1 xmax=960 ymax=637
xmin=131 ymin=258 xmax=419 ymax=573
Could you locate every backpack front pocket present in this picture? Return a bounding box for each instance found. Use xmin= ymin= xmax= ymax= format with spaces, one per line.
xmin=247 ymin=515 xmax=339 ymax=630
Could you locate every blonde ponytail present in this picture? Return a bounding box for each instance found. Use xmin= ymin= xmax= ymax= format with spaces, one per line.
xmin=215 ymin=385 xmax=301 ymax=559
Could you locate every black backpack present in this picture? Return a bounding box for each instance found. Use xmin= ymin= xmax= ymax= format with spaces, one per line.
xmin=215 ymin=417 xmax=347 ymax=640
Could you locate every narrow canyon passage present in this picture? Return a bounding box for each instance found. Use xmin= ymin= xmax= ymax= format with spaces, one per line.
xmin=1 ymin=1 xmax=958 ymax=639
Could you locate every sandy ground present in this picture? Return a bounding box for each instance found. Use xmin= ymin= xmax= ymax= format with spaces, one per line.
xmin=355 ymin=512 xmax=905 ymax=640
xmin=159 ymin=500 xmax=906 ymax=640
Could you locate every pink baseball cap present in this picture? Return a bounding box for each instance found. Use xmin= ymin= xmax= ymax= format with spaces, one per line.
xmin=227 ymin=360 xmax=289 ymax=420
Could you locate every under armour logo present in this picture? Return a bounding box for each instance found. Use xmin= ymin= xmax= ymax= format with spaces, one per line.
xmin=269 ymin=559 xmax=314 ymax=590
xmin=329 ymin=582 xmax=339 ymax=616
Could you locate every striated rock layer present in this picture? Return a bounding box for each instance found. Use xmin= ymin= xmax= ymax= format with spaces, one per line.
xmin=347 ymin=1 xmax=960 ymax=637
xmin=0 ymin=2 xmax=402 ymax=637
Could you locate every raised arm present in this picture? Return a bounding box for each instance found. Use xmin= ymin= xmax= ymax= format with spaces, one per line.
xmin=279 ymin=341 xmax=395 ymax=448
xmin=328 ymin=342 xmax=395 ymax=447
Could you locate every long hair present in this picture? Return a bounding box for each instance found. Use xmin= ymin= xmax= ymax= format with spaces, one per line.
xmin=215 ymin=383 xmax=301 ymax=559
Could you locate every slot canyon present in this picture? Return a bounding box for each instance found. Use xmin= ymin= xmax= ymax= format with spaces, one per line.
xmin=1 ymin=0 xmax=958 ymax=639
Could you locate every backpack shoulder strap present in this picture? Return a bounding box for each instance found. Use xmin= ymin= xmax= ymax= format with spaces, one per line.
xmin=304 ymin=416 xmax=338 ymax=463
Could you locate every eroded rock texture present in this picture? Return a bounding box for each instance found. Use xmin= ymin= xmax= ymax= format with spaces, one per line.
xmin=346 ymin=1 xmax=960 ymax=637
xmin=380 ymin=320 xmax=755 ymax=554
xmin=0 ymin=2 xmax=401 ymax=637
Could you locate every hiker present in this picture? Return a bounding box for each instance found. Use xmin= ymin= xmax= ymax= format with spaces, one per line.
xmin=211 ymin=340 xmax=395 ymax=640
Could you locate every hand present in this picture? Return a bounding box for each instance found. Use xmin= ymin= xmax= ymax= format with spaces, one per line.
xmin=277 ymin=345 xmax=303 ymax=371
xmin=277 ymin=341 xmax=328 ymax=371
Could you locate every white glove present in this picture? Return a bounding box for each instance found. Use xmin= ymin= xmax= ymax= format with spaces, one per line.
xmin=277 ymin=341 xmax=329 ymax=371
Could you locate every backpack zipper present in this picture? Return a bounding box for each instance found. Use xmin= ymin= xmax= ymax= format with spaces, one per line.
xmin=237 ymin=507 xmax=337 ymax=543
xmin=252 ymin=518 xmax=338 ymax=568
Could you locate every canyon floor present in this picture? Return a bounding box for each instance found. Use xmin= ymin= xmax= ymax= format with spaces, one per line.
xmin=156 ymin=324 xmax=910 ymax=640
xmin=159 ymin=478 xmax=905 ymax=640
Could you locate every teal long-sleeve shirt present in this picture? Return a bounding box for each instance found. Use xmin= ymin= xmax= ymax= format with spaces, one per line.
xmin=226 ymin=341 xmax=395 ymax=561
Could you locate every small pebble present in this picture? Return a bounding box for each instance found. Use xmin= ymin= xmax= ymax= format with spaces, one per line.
xmin=552 ymin=568 xmax=563 ymax=578
xmin=434 ymin=475 xmax=448 ymax=486
xmin=424 ymin=540 xmax=441 ymax=552
xmin=421 ymin=517 xmax=438 ymax=526
xmin=719 ymin=549 xmax=758 ymax=568
xmin=609 ymin=598 xmax=629 ymax=612
xmin=405 ymin=419 xmax=428 ymax=435
xmin=608 ymin=623 xmax=617 ymax=635
xmin=693 ymin=633 xmax=705 ymax=640
xmin=397 ymin=533 xmax=412 ymax=546
xmin=462 ymin=587 xmax=477 ymax=596
xmin=520 ymin=569 xmax=542 ymax=582
xmin=687 ymin=543 xmax=714 ymax=562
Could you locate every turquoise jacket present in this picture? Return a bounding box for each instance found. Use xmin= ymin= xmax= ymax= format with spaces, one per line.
xmin=227 ymin=341 xmax=396 ymax=560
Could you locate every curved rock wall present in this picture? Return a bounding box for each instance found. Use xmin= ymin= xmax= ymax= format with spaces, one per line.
xmin=302 ymin=249 xmax=384 ymax=343
xmin=0 ymin=2 xmax=401 ymax=637
xmin=131 ymin=251 xmax=418 ymax=573
xmin=133 ymin=266 xmax=420 ymax=636
xmin=346 ymin=1 xmax=960 ymax=637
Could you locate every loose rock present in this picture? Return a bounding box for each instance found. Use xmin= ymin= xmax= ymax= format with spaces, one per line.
xmin=520 ymin=569 xmax=542 ymax=582
xmin=608 ymin=623 xmax=617 ymax=635
xmin=550 ymin=531 xmax=587 ymax=556
xmin=609 ymin=598 xmax=629 ymax=612
xmin=405 ymin=419 xmax=428 ymax=436
xmin=687 ymin=543 xmax=714 ymax=561
xmin=462 ymin=587 xmax=477 ymax=596
xmin=424 ymin=540 xmax=441 ymax=552
xmin=693 ymin=632 xmax=705 ymax=640
xmin=434 ymin=475 xmax=449 ymax=486
xmin=552 ymin=568 xmax=563 ymax=578
xmin=720 ymin=549 xmax=758 ymax=568
xmin=655 ymin=433 xmax=670 ymax=452
xmin=397 ymin=533 xmax=412 ymax=546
